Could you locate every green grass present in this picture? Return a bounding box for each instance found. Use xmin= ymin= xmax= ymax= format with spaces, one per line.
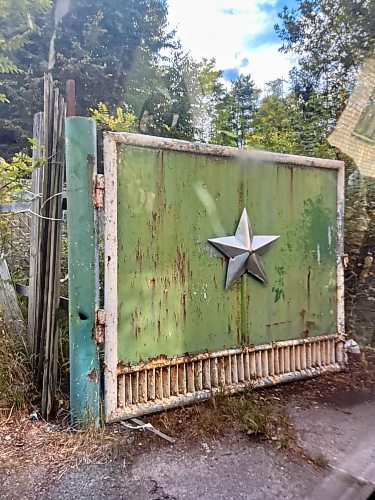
xmin=209 ymin=386 xmax=291 ymax=440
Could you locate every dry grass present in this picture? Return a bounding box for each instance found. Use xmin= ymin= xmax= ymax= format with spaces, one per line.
xmin=0 ymin=317 xmax=34 ymax=416
xmin=0 ymin=315 xmax=121 ymax=477
xmin=0 ymin=415 xmax=122 ymax=478
xmin=0 ymin=322 xmax=120 ymax=477
xmin=148 ymin=383 xmax=296 ymax=453
xmin=1 ymin=310 xmax=373 ymax=477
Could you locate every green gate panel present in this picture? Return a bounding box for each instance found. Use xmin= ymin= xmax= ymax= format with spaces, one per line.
xmin=115 ymin=145 xmax=337 ymax=365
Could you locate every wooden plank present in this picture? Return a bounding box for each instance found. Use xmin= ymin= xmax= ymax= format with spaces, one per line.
xmin=27 ymin=75 xmax=65 ymax=420
xmin=0 ymin=256 xmax=26 ymax=338
xmin=41 ymin=86 xmax=64 ymax=419
xmin=39 ymin=84 xmax=65 ymax=418
xmin=66 ymin=80 xmax=76 ymax=117
xmin=27 ymin=111 xmax=44 ymax=351
xmin=41 ymin=86 xmax=59 ymax=415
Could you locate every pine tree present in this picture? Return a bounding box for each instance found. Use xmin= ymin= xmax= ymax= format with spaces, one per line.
xmin=212 ymin=74 xmax=260 ymax=148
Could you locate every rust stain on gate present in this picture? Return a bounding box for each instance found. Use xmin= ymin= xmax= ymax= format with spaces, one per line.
xmin=103 ymin=133 xmax=346 ymax=422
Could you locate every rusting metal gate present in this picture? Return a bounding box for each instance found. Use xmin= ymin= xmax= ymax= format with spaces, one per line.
xmin=101 ymin=133 xmax=346 ymax=423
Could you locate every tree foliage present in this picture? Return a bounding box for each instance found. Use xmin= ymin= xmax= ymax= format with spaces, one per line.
xmin=0 ymin=0 xmax=171 ymax=156
xmin=54 ymin=0 xmax=171 ymax=112
xmin=0 ymin=0 xmax=50 ymax=103
xmin=269 ymin=1 xmax=375 ymax=158
xmin=0 ymin=1 xmax=46 ymax=214
xmin=125 ymin=50 xmax=222 ymax=141
xmin=247 ymin=93 xmax=303 ymax=154
xmin=0 ymin=152 xmax=32 ymax=204
xmin=246 ymin=88 xmax=335 ymax=158
xmin=276 ymin=0 xmax=375 ymax=69
xmin=275 ymin=1 xmax=375 ymax=345
xmin=276 ymin=0 xmax=375 ymax=106
xmin=142 ymin=50 xmax=196 ymax=140
xmin=212 ymin=75 xmax=260 ymax=147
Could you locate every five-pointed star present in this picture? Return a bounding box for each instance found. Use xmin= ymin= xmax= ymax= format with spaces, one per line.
xmin=208 ymin=208 xmax=279 ymax=289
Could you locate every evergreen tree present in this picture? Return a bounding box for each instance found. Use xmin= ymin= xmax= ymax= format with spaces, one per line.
xmin=0 ymin=0 xmax=51 ymax=153
xmin=212 ymin=74 xmax=260 ymax=148
xmin=276 ymin=0 xmax=375 ymax=110
xmin=126 ymin=51 xmax=221 ymax=141
xmin=246 ymin=84 xmax=335 ymax=158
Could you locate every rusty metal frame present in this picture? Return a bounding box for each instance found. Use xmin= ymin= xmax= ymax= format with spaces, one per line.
xmin=103 ymin=132 xmax=346 ymax=423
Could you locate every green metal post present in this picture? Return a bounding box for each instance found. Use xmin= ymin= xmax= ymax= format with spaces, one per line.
xmin=65 ymin=117 xmax=100 ymax=426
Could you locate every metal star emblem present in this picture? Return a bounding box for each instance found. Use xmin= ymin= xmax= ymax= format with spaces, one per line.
xmin=208 ymin=208 xmax=279 ymax=289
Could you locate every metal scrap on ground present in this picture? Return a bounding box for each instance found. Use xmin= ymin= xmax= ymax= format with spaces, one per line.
xmin=121 ymin=418 xmax=176 ymax=444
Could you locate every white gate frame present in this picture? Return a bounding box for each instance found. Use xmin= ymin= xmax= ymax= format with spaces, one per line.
xmin=103 ymin=133 xmax=346 ymax=423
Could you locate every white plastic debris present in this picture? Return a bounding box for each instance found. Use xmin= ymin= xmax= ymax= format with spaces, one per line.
xmin=345 ymin=339 xmax=361 ymax=354
xmin=121 ymin=421 xmax=153 ymax=431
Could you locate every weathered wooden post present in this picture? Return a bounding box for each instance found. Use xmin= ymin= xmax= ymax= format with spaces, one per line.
xmin=27 ymin=112 xmax=43 ymax=351
xmin=65 ymin=117 xmax=100 ymax=426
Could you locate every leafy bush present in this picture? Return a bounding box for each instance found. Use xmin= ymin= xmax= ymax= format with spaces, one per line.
xmin=90 ymin=102 xmax=137 ymax=132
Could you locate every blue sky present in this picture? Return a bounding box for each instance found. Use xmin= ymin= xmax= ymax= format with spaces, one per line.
xmin=167 ymin=0 xmax=299 ymax=89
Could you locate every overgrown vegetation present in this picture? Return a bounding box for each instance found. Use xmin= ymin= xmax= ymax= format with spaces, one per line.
xmin=151 ymin=384 xmax=294 ymax=451
xmin=207 ymin=387 xmax=292 ymax=444
xmin=0 ymin=316 xmax=33 ymax=414
xmin=0 ymin=152 xmax=32 ymax=203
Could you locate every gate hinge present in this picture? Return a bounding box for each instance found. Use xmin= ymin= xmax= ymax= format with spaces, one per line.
xmin=94 ymin=308 xmax=105 ymax=344
xmin=93 ymin=174 xmax=105 ymax=209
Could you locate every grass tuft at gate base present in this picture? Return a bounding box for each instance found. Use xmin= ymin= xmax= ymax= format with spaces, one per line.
xmin=147 ymin=382 xmax=299 ymax=454
xmin=0 ymin=314 xmax=33 ymax=413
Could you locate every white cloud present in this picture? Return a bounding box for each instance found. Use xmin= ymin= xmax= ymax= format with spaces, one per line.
xmin=241 ymin=44 xmax=297 ymax=89
xmin=167 ymin=0 xmax=295 ymax=89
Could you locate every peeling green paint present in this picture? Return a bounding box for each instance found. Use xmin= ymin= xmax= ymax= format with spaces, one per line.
xmin=116 ymin=146 xmax=338 ymax=364
xmin=66 ymin=117 xmax=100 ymax=426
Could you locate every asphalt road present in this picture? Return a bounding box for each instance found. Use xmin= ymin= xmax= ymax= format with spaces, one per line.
xmin=1 ymin=354 xmax=374 ymax=500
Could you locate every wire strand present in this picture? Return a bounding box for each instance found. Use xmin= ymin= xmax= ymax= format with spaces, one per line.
xmin=40 ymin=191 xmax=65 ymax=211
xmin=28 ymin=209 xmax=64 ymax=222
